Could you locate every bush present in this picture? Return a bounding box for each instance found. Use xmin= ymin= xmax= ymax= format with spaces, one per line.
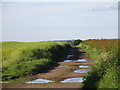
xmin=67 ymin=39 xmax=82 ymax=46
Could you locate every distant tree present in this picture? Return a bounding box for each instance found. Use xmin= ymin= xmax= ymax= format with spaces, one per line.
xmin=66 ymin=40 xmax=72 ymax=44
xmin=72 ymin=39 xmax=82 ymax=46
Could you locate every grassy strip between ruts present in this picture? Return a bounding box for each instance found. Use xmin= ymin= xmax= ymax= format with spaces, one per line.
xmin=79 ymin=39 xmax=120 ymax=89
xmin=2 ymin=41 xmax=71 ymax=81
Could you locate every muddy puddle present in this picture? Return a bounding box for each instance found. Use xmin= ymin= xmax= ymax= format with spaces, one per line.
xmin=58 ymin=65 xmax=70 ymax=67
xmin=74 ymin=69 xmax=90 ymax=73
xmin=63 ymin=60 xmax=74 ymax=62
xmin=60 ymin=77 xmax=83 ymax=83
xmin=25 ymin=79 xmax=55 ymax=84
xmin=79 ymin=57 xmax=83 ymax=59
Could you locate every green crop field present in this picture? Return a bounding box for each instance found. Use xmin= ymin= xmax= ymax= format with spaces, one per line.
xmin=79 ymin=39 xmax=119 ymax=88
xmin=1 ymin=41 xmax=70 ymax=81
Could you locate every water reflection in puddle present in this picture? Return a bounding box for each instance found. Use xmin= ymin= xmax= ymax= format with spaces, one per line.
xmin=74 ymin=69 xmax=90 ymax=73
xmin=25 ymin=79 xmax=55 ymax=84
xmin=0 ymin=81 xmax=9 ymax=83
xmin=74 ymin=59 xmax=86 ymax=62
xmin=79 ymin=65 xmax=90 ymax=68
xmin=58 ymin=65 xmax=70 ymax=67
xmin=60 ymin=77 xmax=83 ymax=83
xmin=64 ymin=60 xmax=74 ymax=62
xmin=67 ymin=55 xmax=74 ymax=59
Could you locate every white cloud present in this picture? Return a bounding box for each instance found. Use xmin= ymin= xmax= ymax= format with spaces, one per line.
xmin=86 ymin=3 xmax=118 ymax=11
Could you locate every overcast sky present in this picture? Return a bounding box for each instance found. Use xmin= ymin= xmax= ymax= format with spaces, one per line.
xmin=1 ymin=1 xmax=118 ymax=41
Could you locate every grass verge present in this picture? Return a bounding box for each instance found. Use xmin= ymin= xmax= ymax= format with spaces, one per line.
xmin=2 ymin=41 xmax=71 ymax=81
xmin=79 ymin=39 xmax=119 ymax=89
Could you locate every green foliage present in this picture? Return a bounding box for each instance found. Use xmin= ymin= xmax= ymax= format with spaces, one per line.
xmin=2 ymin=41 xmax=69 ymax=81
xmin=79 ymin=39 xmax=119 ymax=89
xmin=2 ymin=59 xmax=53 ymax=81
xmin=72 ymin=39 xmax=82 ymax=46
xmin=67 ymin=39 xmax=82 ymax=46
xmin=98 ymin=66 xmax=119 ymax=88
